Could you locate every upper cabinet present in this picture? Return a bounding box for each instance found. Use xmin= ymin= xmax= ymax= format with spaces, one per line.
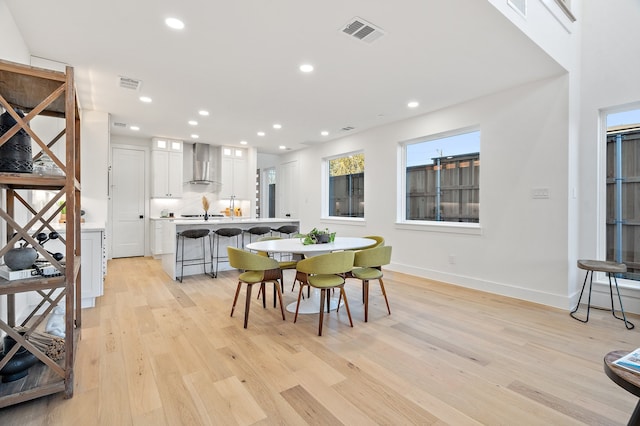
xmin=219 ymin=146 xmax=249 ymax=200
xmin=151 ymin=138 xmax=183 ymax=198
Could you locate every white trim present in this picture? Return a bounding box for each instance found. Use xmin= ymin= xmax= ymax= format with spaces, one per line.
xmin=395 ymin=221 xmax=482 ymax=235
xmin=398 ymin=125 xmax=481 ymax=226
xmin=320 ymin=217 xmax=366 ymax=226
xmin=322 ymin=149 xmax=365 ymax=220
xmin=507 ymin=0 xmax=527 ymax=19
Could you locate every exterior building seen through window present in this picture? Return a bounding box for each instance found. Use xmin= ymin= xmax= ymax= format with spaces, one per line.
xmin=606 ymin=108 xmax=640 ymax=281
xmin=328 ymin=153 xmax=364 ymax=218
xmin=405 ymin=130 xmax=480 ymax=223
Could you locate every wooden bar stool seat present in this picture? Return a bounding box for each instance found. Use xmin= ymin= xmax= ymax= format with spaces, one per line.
xmin=571 ymin=259 xmax=633 ymax=329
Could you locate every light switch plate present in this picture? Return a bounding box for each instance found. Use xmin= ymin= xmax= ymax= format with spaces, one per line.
xmin=531 ymin=187 xmax=550 ymax=199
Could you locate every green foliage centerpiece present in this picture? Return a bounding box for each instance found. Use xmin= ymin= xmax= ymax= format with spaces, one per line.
xmin=301 ymin=228 xmax=336 ymax=245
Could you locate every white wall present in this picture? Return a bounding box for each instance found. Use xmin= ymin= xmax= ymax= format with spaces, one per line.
xmin=0 ymin=0 xmax=31 ymax=322
xmin=488 ymin=0 xmax=577 ymax=72
xmin=81 ymin=110 xmax=109 ymax=224
xmin=578 ymin=1 xmax=640 ymax=312
xmin=280 ymin=75 xmax=571 ymax=309
xmin=0 ymin=0 xmax=29 ymax=64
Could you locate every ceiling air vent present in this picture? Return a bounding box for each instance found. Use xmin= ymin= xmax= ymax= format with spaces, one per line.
xmin=118 ymin=76 xmax=142 ymax=91
xmin=341 ymin=17 xmax=385 ymax=43
xmin=341 ymin=126 xmax=355 ymax=132
xmin=113 ymin=122 xmax=127 ymax=128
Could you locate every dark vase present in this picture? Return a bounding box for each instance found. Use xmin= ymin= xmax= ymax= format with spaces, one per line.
xmin=0 ymin=109 xmax=33 ymax=173
xmin=1 ymin=334 xmax=39 ymax=382
xmin=317 ymin=234 xmax=330 ymax=244
xmin=204 ymin=212 xmax=209 ymax=221
xmin=4 ymin=247 xmax=37 ymax=271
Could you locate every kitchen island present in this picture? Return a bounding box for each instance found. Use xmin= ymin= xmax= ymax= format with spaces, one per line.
xmin=151 ymin=218 xmax=300 ymax=280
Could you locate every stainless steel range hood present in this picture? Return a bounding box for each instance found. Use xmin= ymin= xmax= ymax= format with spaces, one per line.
xmin=190 ymin=143 xmax=214 ymax=184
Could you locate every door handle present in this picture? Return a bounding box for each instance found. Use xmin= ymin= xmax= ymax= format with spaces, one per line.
xmin=139 ymin=215 xmax=144 ymax=219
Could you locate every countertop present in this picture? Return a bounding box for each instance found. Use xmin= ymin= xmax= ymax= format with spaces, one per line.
xmin=170 ymin=217 xmax=298 ymax=225
xmin=49 ymin=222 xmax=106 ymax=232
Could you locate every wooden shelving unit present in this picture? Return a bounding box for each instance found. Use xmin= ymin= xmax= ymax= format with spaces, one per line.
xmin=0 ymin=59 xmax=81 ymax=407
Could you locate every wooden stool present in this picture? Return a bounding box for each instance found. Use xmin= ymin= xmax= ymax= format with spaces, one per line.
xmin=571 ymin=259 xmax=633 ymax=329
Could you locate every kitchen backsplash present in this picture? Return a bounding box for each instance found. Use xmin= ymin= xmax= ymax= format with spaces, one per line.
xmin=150 ymin=186 xmax=250 ymax=218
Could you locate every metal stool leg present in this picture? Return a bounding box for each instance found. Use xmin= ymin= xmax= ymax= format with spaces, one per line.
xmin=609 ymin=272 xmax=635 ymax=329
xmin=570 ymin=270 xmax=593 ymax=323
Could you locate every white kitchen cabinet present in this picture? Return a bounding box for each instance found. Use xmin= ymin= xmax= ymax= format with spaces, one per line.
xmin=151 ymin=138 xmax=183 ymax=198
xmin=220 ymin=146 xmax=249 ymax=200
xmin=41 ymin=226 xmax=106 ymax=309
xmin=150 ymin=219 xmax=174 ymax=255
xmin=80 ymin=229 xmax=106 ymax=308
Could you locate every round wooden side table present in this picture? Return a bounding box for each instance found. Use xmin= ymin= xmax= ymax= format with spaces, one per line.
xmin=604 ymin=350 xmax=640 ymax=426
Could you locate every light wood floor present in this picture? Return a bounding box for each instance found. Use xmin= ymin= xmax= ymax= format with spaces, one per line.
xmin=2 ymin=256 xmax=639 ymax=425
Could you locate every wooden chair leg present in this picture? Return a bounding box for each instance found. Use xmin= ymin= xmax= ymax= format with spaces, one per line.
xmin=294 ymin=285 xmax=304 ymax=323
xmin=230 ymin=282 xmax=242 ymax=317
xmin=326 ymin=289 xmax=331 ymax=313
xmin=275 ymin=280 xmax=286 ymax=321
xmin=379 ymin=278 xmax=391 ymax=315
xmin=363 ymin=279 xmax=369 ymax=322
xmin=318 ymin=288 xmax=326 ymax=336
xmin=260 ymin=282 xmax=266 ymax=308
xmin=244 ymin=283 xmax=253 ymax=329
xmin=340 ymin=286 xmax=353 ymax=327
xmin=273 ymin=281 xmax=277 ymax=308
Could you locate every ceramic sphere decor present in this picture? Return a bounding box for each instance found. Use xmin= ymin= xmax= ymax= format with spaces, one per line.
xmin=2 ymin=232 xmax=63 ymax=271
xmin=4 ymin=247 xmax=37 ymax=271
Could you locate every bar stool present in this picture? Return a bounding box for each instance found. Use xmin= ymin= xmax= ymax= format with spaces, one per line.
xmin=571 ymin=259 xmax=634 ymax=329
xmin=213 ymin=227 xmax=243 ymax=278
xmin=271 ymin=225 xmax=299 ymax=261
xmin=271 ymin=225 xmax=299 ymax=238
xmin=176 ymin=229 xmax=212 ymax=283
xmin=243 ymin=226 xmax=272 ymax=248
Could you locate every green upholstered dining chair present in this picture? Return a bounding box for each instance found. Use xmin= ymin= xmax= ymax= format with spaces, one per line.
xmin=254 ymin=235 xmax=298 ymax=305
xmin=227 ymin=246 xmax=286 ymax=328
xmin=362 ymin=235 xmax=384 ymax=248
xmin=294 ymin=250 xmax=355 ymax=336
xmin=346 ymin=245 xmax=392 ymax=322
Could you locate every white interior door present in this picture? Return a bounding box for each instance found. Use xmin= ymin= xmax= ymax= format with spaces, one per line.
xmin=111 ymin=147 xmax=145 ymax=257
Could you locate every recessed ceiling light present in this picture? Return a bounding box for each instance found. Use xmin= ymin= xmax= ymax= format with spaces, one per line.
xmin=240 ymin=140 xmax=248 ymax=145
xmin=165 ymin=17 xmax=185 ymax=30
xmin=321 ymin=131 xmax=329 ymax=136
xmin=188 ymin=120 xmax=198 ymax=126
xmin=191 ymin=134 xmax=199 ymax=139
xmin=273 ymin=124 xmax=282 ymax=129
xmin=198 ymin=110 xmax=209 ymax=116
xmin=139 ymin=96 xmax=152 ymax=103
xmin=279 ymin=145 xmax=287 ymax=150
xmin=130 ymin=126 xmax=140 ymax=131
xmin=299 ymin=64 xmax=314 ymax=73
xmin=407 ymin=101 xmax=419 ymax=108
xmin=257 ymin=131 xmax=265 ymax=136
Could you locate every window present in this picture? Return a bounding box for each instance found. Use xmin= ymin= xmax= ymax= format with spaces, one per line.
xmin=327 ymin=152 xmax=364 ymax=218
xmin=606 ymin=109 xmax=640 ymax=281
xmin=403 ymin=129 xmax=480 ymax=223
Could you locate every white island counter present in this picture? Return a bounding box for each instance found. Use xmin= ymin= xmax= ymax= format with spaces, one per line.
xmin=151 ymin=218 xmax=300 ymax=280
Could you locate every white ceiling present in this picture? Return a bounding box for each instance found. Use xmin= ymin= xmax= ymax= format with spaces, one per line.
xmin=6 ymin=0 xmax=563 ymax=154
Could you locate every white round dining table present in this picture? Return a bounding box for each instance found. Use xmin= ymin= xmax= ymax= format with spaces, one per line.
xmin=245 ymin=236 xmax=375 ymax=314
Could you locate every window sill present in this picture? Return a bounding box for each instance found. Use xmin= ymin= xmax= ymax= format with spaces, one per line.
xmin=320 ymin=217 xmax=366 ymax=227
xmin=395 ymin=220 xmax=482 ymax=235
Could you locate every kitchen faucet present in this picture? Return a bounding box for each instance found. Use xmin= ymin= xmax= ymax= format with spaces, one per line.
xmin=229 ymin=195 xmax=236 ymax=218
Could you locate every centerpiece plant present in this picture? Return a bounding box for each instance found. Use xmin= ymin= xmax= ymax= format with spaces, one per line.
xmin=301 ymin=227 xmax=336 ymax=245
